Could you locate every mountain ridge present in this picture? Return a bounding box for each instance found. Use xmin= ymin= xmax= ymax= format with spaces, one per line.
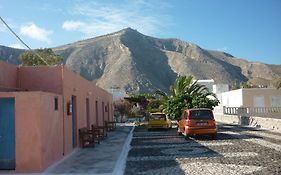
xmin=1 ymin=28 xmax=280 ymax=94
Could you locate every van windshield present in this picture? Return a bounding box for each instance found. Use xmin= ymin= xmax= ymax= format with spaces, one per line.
xmin=190 ymin=110 xmax=213 ymax=120
xmin=150 ymin=114 xmax=166 ymax=120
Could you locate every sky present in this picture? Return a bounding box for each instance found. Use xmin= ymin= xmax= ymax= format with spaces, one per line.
xmin=0 ymin=0 xmax=280 ymax=65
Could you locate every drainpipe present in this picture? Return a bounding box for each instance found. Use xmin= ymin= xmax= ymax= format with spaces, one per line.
xmin=61 ymin=65 xmax=65 ymax=156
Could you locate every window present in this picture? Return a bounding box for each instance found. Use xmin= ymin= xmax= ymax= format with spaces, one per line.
xmin=189 ymin=110 xmax=213 ymax=120
xmin=54 ymin=97 xmax=59 ymax=110
xmin=271 ymin=96 xmax=281 ymax=107
xmin=150 ymin=114 xmax=166 ymax=120
xmin=253 ymin=96 xmax=264 ymax=107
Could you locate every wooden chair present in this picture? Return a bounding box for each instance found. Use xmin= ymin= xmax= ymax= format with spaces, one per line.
xmin=78 ymin=127 xmax=95 ymax=148
xmin=105 ymin=121 xmax=117 ymax=131
xmin=91 ymin=124 xmax=107 ymax=140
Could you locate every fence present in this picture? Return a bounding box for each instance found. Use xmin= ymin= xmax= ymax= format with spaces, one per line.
xmin=223 ymin=106 xmax=281 ymax=118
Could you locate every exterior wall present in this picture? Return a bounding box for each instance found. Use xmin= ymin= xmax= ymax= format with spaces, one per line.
xmin=18 ymin=66 xmax=63 ymax=94
xmin=0 ymin=61 xmax=18 ymax=90
xmin=40 ymin=93 xmax=63 ymax=171
xmin=0 ymin=91 xmax=63 ymax=173
xmin=221 ymin=89 xmax=243 ymax=107
xmin=219 ymin=88 xmax=281 ymax=108
xmin=0 ymin=62 xmax=113 ymax=172
xmin=242 ymin=88 xmax=281 ymax=107
xmin=62 ymin=68 xmax=113 ymax=154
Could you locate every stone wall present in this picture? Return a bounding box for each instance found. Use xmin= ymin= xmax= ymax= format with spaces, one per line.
xmin=214 ymin=114 xmax=281 ymax=133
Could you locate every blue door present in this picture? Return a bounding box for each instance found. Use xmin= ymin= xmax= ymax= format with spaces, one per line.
xmin=0 ymin=98 xmax=15 ymax=170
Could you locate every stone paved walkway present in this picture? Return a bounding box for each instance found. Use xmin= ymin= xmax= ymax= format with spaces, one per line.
xmin=46 ymin=125 xmax=133 ymax=175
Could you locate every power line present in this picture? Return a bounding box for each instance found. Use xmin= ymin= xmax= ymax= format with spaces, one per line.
xmin=0 ymin=16 xmax=49 ymax=65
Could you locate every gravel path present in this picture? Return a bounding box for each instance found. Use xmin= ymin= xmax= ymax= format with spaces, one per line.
xmin=125 ymin=124 xmax=281 ymax=175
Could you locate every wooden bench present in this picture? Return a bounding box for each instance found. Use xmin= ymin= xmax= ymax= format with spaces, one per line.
xmin=79 ymin=127 xmax=96 ymax=148
xmin=91 ymin=125 xmax=107 ymax=139
xmin=105 ymin=121 xmax=117 ymax=131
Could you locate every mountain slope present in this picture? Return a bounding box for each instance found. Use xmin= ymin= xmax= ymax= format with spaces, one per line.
xmin=0 ymin=45 xmax=24 ymax=64
xmin=1 ymin=28 xmax=281 ymax=94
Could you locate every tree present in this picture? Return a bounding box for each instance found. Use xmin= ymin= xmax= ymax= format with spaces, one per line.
xmin=114 ymin=100 xmax=131 ymax=122
xmin=156 ymin=75 xmax=219 ymax=120
xmin=124 ymin=93 xmax=155 ymax=116
xmin=19 ymin=48 xmax=63 ymax=66
xmin=147 ymin=99 xmax=162 ymax=113
xmin=275 ymin=77 xmax=281 ymax=89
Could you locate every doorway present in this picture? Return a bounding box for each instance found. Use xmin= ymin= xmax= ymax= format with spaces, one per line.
xmin=86 ymin=98 xmax=90 ymax=128
xmin=95 ymin=101 xmax=99 ymax=125
xmin=71 ymin=96 xmax=77 ymax=148
xmin=0 ymin=98 xmax=15 ymax=170
xmin=102 ymin=102 xmax=105 ymax=123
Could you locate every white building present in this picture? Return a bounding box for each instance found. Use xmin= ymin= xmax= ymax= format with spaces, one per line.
xmin=108 ymin=87 xmax=127 ymax=102
xmin=219 ymin=88 xmax=281 ymax=107
xmin=213 ymin=84 xmax=229 ymax=94
xmin=196 ymin=79 xmax=215 ymax=93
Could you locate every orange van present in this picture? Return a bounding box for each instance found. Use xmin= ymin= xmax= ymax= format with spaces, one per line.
xmin=178 ymin=108 xmax=217 ymax=139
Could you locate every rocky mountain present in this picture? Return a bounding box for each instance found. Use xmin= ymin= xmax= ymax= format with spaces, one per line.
xmin=1 ymin=28 xmax=281 ymax=94
xmin=0 ymin=45 xmax=23 ymax=64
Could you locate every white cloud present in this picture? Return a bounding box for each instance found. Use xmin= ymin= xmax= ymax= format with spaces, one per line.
xmin=8 ymin=43 xmax=25 ymax=49
xmin=62 ymin=21 xmax=86 ymax=31
xmin=62 ymin=0 xmax=172 ymax=37
xmin=20 ymin=23 xmax=53 ymax=43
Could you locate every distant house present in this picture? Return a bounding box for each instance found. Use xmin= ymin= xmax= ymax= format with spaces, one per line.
xmin=0 ymin=61 xmax=113 ymax=173
xmin=214 ymin=88 xmax=281 ymax=132
xmin=219 ymin=88 xmax=281 ymax=107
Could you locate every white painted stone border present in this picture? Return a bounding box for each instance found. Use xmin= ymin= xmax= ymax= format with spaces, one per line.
xmin=112 ymin=125 xmax=135 ymax=175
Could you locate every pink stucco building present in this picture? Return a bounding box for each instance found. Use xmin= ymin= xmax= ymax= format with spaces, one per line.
xmin=0 ymin=61 xmax=113 ymax=173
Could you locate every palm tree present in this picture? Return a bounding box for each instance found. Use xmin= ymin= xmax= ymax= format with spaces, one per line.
xmin=155 ymin=75 xmax=219 ymax=120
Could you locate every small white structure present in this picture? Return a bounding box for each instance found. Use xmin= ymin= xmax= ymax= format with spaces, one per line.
xmin=108 ymin=87 xmax=126 ymax=102
xmin=196 ymin=79 xmax=215 ymax=93
xmin=213 ymin=84 xmax=229 ymax=94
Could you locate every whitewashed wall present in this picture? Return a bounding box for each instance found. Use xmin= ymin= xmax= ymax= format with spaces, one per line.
xmin=221 ymin=89 xmax=243 ymax=107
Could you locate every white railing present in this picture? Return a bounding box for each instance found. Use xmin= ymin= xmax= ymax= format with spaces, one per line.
xmin=223 ymin=106 xmax=281 ymax=117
